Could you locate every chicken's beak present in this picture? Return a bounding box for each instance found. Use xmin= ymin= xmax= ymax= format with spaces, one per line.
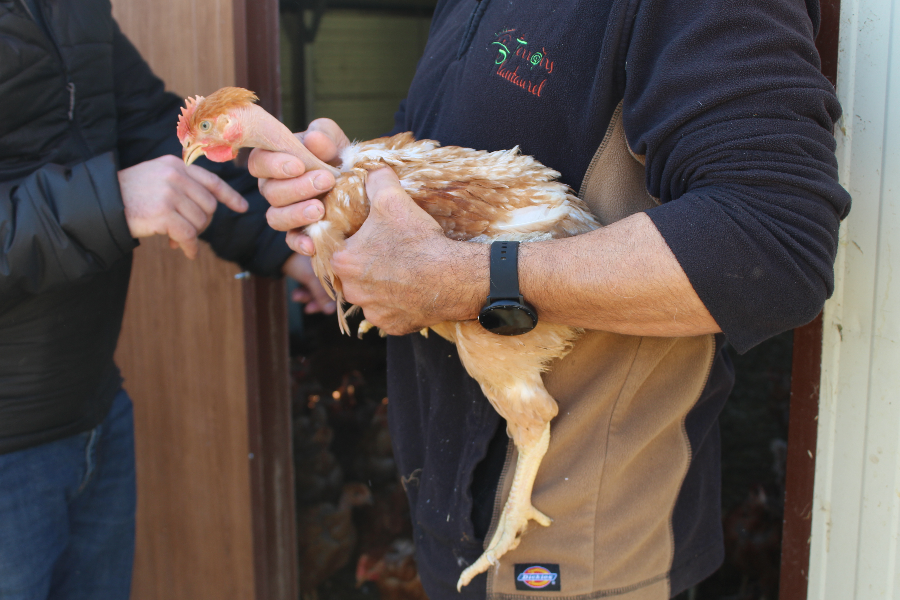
xmin=183 ymin=142 xmax=206 ymax=166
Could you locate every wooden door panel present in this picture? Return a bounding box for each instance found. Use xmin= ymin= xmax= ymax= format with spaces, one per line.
xmin=115 ymin=239 xmax=254 ymax=600
xmin=111 ymin=1 xmax=295 ymax=598
xmin=112 ymin=0 xmax=237 ymax=98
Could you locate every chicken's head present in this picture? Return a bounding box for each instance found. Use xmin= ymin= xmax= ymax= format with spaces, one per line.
xmin=356 ymin=554 xmax=382 ymax=585
xmin=176 ymin=86 xmax=342 ymax=177
xmin=177 ymin=87 xmax=259 ymax=165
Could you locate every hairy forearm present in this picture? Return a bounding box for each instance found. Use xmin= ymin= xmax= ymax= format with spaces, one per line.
xmin=442 ymin=212 xmax=721 ymax=337
xmin=328 ymin=168 xmax=719 ymax=337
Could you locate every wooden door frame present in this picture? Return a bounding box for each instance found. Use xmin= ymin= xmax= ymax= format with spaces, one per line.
xmin=779 ymin=1 xmax=841 ymax=597
xmin=234 ymin=3 xmax=299 ymax=599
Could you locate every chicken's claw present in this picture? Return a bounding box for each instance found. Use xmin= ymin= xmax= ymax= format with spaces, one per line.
xmin=456 ymin=423 xmax=553 ymax=591
xmin=456 ymin=502 xmax=551 ymax=590
xmin=358 ymin=319 xmax=376 ymax=338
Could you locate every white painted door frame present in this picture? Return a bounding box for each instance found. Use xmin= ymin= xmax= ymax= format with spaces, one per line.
xmin=810 ymin=0 xmax=900 ymax=597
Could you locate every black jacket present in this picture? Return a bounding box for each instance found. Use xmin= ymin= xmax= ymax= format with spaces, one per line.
xmin=0 ymin=0 xmax=292 ymax=454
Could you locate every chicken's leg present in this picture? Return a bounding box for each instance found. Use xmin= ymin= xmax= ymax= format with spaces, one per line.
xmin=457 ymin=421 xmax=552 ymax=590
xmin=445 ymin=321 xmax=575 ymax=591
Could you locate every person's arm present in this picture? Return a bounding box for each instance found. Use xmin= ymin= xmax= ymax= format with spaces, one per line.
xmin=247 ymin=115 xmax=718 ymax=337
xmin=281 ymin=253 xmax=336 ymax=314
xmin=321 ymin=167 xmax=717 ymax=337
xmin=621 ymin=0 xmax=850 ymax=351
xmin=350 ymin=0 xmax=849 ymax=345
xmin=0 ymin=123 xmax=247 ymax=302
xmin=0 ymin=154 xmax=135 ymax=299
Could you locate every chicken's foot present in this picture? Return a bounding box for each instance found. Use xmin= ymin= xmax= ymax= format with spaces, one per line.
xmin=358 ymin=319 xmax=429 ymax=339
xmin=457 ymin=422 xmax=552 ymax=590
xmin=357 ymin=319 xmax=376 ymax=338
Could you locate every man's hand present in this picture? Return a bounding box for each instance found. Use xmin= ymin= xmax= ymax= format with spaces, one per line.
xmin=332 ymin=168 xmax=487 ymax=335
xmin=118 ymin=155 xmax=248 ymax=259
xmin=281 ymin=253 xmax=336 ymax=314
xmin=248 ymin=118 xmax=350 ymax=255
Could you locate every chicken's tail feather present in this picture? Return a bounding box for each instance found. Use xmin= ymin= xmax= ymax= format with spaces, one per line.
xmin=306 ymin=220 xmax=352 ymax=334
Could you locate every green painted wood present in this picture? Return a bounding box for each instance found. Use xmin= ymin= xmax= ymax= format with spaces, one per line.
xmin=282 ymin=10 xmax=430 ymax=140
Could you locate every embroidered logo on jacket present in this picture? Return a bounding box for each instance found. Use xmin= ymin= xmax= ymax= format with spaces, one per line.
xmin=490 ymin=29 xmax=554 ymax=98
xmin=514 ymin=564 xmax=561 ymax=591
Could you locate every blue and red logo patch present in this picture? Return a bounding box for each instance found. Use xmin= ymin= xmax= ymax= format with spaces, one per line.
xmin=514 ymin=564 xmax=561 ymax=591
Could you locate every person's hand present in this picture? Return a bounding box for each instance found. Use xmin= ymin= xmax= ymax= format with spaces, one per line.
xmin=118 ymin=155 xmax=248 ymax=259
xmin=248 ymin=118 xmax=350 ymax=255
xmin=331 ymin=168 xmax=487 ymax=335
xmin=281 ymin=253 xmax=336 ymax=314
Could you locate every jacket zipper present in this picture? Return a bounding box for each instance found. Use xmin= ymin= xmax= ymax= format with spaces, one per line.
xmin=456 ymin=0 xmax=490 ymax=60
xmin=18 ymin=0 xmax=93 ymax=157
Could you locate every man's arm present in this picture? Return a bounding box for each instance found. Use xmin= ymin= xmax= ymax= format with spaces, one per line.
xmin=620 ymin=0 xmax=850 ymax=351
xmin=326 ymin=167 xmax=719 ymax=337
xmin=522 ymin=212 xmax=719 ymax=336
xmin=249 ymin=136 xmax=718 ymax=336
xmin=281 ymin=253 xmax=336 ymax=314
xmin=0 ymin=154 xmax=136 ymax=298
xmin=0 ymin=151 xmax=242 ymax=301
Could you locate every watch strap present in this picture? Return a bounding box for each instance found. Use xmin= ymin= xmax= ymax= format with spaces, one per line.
xmin=488 ymin=241 xmax=522 ymax=302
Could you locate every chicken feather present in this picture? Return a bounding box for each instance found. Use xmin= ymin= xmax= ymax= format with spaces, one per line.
xmin=176 ymin=87 xmax=600 ymax=590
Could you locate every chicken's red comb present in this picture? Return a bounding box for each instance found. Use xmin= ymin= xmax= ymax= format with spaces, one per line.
xmin=176 ymin=95 xmax=204 ymax=143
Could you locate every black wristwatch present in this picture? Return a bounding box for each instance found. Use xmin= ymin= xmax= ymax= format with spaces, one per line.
xmin=478 ymin=241 xmax=538 ymax=336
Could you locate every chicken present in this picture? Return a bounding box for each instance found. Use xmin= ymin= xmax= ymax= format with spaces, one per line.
xmin=352 ymin=401 xmax=398 ymax=487
xmin=295 ymin=482 xmax=373 ymax=600
xmin=721 ymin=485 xmax=782 ymax=599
xmin=356 ymin=479 xmax=414 ymax=558
xmin=356 ymin=539 xmax=427 ymax=600
xmin=177 ymin=87 xmax=600 ymax=590
xmin=292 ymin=403 xmax=344 ymax=506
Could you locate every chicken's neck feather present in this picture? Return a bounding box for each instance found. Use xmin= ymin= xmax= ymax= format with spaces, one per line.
xmin=237 ymin=104 xmax=341 ymax=177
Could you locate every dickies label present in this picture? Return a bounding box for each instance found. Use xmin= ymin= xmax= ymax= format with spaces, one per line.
xmin=514 ymin=564 xmax=561 ymax=591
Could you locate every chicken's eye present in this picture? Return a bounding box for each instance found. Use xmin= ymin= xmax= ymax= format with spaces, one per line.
xmin=200 ymin=121 xmax=212 ymax=132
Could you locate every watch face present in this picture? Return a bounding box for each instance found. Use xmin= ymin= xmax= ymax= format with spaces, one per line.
xmin=478 ymin=301 xmax=538 ymax=336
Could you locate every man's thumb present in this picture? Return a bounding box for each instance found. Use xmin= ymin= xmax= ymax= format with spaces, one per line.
xmin=365 ymin=167 xmax=406 ymax=217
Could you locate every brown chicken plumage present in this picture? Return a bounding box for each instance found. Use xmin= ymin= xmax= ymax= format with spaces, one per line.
xmin=177 ymin=87 xmax=600 ymax=590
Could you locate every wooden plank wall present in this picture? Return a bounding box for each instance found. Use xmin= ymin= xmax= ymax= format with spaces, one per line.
xmin=111 ymin=0 xmax=237 ymax=98
xmin=109 ymin=1 xmax=256 ymax=598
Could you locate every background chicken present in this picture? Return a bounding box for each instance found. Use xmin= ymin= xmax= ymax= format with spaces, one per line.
xmin=292 ymin=402 xmax=343 ymax=507
xmin=296 ymin=482 xmax=373 ymax=600
xmin=721 ymin=485 xmax=782 ymax=600
xmin=356 ymin=539 xmax=428 ymax=600
xmin=177 ymin=87 xmax=600 ymax=589
xmin=289 ymin=338 xmax=415 ymax=600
